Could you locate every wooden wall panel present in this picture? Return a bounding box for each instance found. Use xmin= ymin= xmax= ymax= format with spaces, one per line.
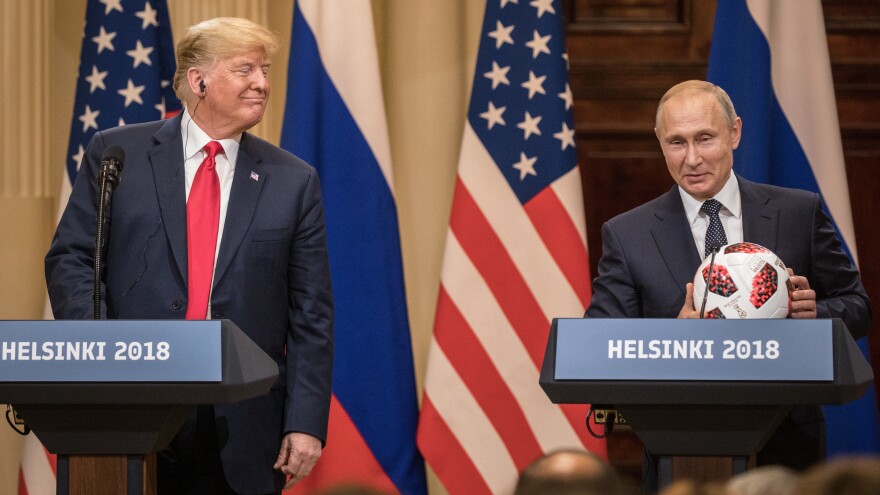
xmin=563 ymin=0 xmax=880 ymax=486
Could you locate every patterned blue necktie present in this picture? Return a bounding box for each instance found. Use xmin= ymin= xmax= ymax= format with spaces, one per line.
xmin=701 ymin=199 xmax=728 ymax=257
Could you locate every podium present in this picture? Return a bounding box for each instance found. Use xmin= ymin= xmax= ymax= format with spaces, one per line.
xmin=539 ymin=318 xmax=874 ymax=487
xmin=0 ymin=319 xmax=278 ymax=495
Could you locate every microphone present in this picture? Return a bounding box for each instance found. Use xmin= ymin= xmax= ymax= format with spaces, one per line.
xmin=98 ymin=145 xmax=125 ymax=201
xmin=699 ymin=241 xmax=723 ymax=319
xmin=94 ymin=145 xmax=125 ymax=319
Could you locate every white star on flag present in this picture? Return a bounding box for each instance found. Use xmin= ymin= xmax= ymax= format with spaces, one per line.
xmin=525 ymin=30 xmax=551 ymax=58
xmin=79 ymin=104 xmax=100 ymax=132
xmin=516 ymin=111 xmax=542 ymax=139
xmin=92 ymin=26 xmax=116 ymax=53
xmin=154 ymin=97 xmax=167 ymax=117
xmin=558 ymin=83 xmax=573 ymax=110
xmin=100 ymin=0 xmax=123 ymax=15
xmin=135 ymin=2 xmax=159 ymax=30
xmin=521 ymin=70 xmax=547 ymax=99
xmin=488 ymin=20 xmax=515 ymax=49
xmin=512 ymin=151 xmax=538 ymax=180
xmin=85 ymin=65 xmax=108 ymax=93
xmin=500 ymin=0 xmax=519 ymax=8
xmin=72 ymin=145 xmax=85 ymax=171
xmin=480 ymin=101 xmax=507 ymax=129
xmin=553 ymin=122 xmax=575 ymax=150
xmin=530 ymin=0 xmax=556 ymax=18
xmin=118 ymin=117 xmax=126 ymax=126
xmin=117 ymin=79 xmax=146 ymax=107
xmin=484 ymin=61 xmax=511 ymax=89
xmin=127 ymin=40 xmax=154 ymax=67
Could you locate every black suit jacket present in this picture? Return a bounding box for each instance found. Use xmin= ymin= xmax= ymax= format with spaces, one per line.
xmin=45 ymin=114 xmax=334 ymax=494
xmin=587 ymin=175 xmax=870 ymax=337
xmin=585 ymin=174 xmax=871 ymax=469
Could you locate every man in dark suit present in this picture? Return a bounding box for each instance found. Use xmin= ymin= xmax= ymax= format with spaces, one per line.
xmin=586 ymin=80 xmax=871 ymax=480
xmin=45 ymin=18 xmax=333 ymax=495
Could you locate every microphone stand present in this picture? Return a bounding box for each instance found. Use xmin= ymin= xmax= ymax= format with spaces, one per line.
xmin=93 ymin=168 xmax=118 ymax=320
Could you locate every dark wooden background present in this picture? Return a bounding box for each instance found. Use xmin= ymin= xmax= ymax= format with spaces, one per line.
xmin=562 ymin=0 xmax=880 ymax=483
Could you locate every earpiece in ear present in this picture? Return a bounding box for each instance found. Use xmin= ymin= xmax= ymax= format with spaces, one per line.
xmin=199 ymin=81 xmax=206 ymax=94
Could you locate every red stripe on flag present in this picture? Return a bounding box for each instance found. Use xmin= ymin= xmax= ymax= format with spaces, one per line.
xmin=44 ymin=447 xmax=56 ymax=476
xmin=524 ymin=187 xmax=591 ymax=306
xmin=449 ymin=178 xmax=549 ymax=365
xmin=524 ymin=188 xmax=607 ymax=452
xmin=18 ymin=468 xmax=27 ymax=495
xmin=286 ymin=395 xmax=397 ymax=494
xmin=417 ymin=397 xmax=493 ymax=495
xmin=435 ymin=286 xmax=544 ymax=469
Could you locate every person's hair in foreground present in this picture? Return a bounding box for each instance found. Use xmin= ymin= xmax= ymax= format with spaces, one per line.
xmin=793 ymin=456 xmax=880 ymax=495
xmin=725 ymin=465 xmax=798 ymax=495
xmin=513 ymin=449 xmax=626 ymax=495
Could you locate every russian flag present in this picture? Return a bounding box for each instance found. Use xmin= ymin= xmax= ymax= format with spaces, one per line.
xmin=280 ymin=1 xmax=428 ymax=494
xmin=708 ymin=0 xmax=879 ymax=456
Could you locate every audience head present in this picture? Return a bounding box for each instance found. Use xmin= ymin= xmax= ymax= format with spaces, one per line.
xmin=659 ymin=479 xmax=725 ymax=495
xmin=513 ymin=449 xmax=624 ymax=495
xmin=793 ymin=456 xmax=880 ymax=495
xmin=726 ymin=465 xmax=798 ymax=495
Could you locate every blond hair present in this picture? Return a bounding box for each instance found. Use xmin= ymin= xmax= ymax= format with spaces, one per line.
xmin=172 ymin=17 xmax=280 ymax=101
xmin=655 ymin=80 xmax=738 ymax=132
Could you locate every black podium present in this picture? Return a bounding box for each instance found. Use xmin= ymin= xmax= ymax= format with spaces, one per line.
xmin=540 ymin=318 xmax=874 ymax=487
xmin=0 ymin=319 xmax=278 ymax=495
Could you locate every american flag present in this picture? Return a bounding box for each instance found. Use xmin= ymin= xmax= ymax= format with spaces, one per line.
xmin=63 ymin=0 xmax=180 ymax=185
xmin=416 ymin=0 xmax=605 ymax=493
xmin=23 ymin=1 xmax=179 ymax=493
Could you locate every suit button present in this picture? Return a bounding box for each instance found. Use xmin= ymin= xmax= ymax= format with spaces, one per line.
xmin=171 ymin=301 xmax=182 ymax=310
xmin=213 ymin=313 xmax=224 ymax=319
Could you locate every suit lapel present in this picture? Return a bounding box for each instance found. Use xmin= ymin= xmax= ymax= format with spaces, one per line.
xmin=149 ymin=115 xmax=188 ymax=282
xmin=213 ymin=134 xmax=266 ymax=287
xmin=738 ymin=175 xmax=779 ymax=251
xmin=651 ymin=187 xmax=702 ymax=295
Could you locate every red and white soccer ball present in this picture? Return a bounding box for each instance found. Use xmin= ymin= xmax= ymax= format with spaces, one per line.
xmin=692 ymin=242 xmax=790 ymax=319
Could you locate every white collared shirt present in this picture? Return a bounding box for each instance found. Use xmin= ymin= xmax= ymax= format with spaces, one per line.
xmin=678 ymin=173 xmax=744 ymax=260
xmin=180 ymin=108 xmax=241 ymax=315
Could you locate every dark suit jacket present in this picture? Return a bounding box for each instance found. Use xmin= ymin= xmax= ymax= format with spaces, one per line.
xmin=45 ymin=114 xmax=334 ymax=494
xmin=587 ymin=175 xmax=870 ymax=336
xmin=585 ymin=174 xmax=871 ymax=468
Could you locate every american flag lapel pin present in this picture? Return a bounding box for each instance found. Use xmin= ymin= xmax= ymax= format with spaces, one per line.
xmin=250 ymin=171 xmax=260 ymax=182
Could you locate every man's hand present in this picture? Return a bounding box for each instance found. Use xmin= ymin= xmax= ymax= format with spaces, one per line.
xmin=678 ymin=282 xmax=700 ymax=319
xmin=273 ymin=432 xmax=322 ymax=489
xmin=787 ymin=268 xmax=817 ymax=319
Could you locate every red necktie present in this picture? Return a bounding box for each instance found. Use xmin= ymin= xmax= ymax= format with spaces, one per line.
xmin=186 ymin=141 xmax=223 ymax=320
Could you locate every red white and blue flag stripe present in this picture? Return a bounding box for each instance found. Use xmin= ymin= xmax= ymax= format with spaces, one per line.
xmin=708 ymin=0 xmax=879 ymax=455
xmin=281 ymin=1 xmax=427 ymax=494
xmin=417 ymin=0 xmax=605 ymax=493
xmin=24 ymin=1 xmax=180 ymax=494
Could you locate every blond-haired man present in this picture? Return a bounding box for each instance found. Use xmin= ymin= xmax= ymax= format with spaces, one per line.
xmin=47 ymin=18 xmax=334 ymax=494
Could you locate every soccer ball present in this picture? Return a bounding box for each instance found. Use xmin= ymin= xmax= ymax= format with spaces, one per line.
xmin=692 ymin=242 xmax=790 ymax=319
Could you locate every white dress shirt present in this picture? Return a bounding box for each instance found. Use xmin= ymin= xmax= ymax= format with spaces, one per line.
xmin=180 ymin=108 xmax=241 ymax=315
xmin=678 ymin=173 xmax=744 ymax=260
